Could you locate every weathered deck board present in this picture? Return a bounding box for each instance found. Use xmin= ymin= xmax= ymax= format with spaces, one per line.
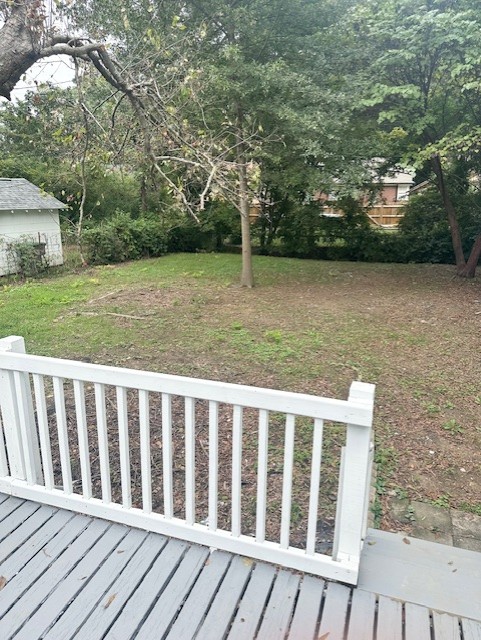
xmin=256 ymin=570 xmax=300 ymax=640
xmin=359 ymin=528 xmax=481 ymax=621
xmin=0 ymin=503 xmax=58 ymax=562
xmin=136 ymin=544 xmax=210 ymax=640
xmin=404 ymin=602 xmax=432 ymax=640
xmin=74 ymin=534 xmax=173 ymax=639
xmin=0 ymin=519 xmax=109 ymax=637
xmin=44 ymin=528 xmax=148 ymax=639
xmin=377 ymin=595 xmax=403 ymax=640
xmin=346 ymin=589 xmax=377 ymax=640
xmin=0 ymin=496 xmax=24 ymax=522
xmin=287 ymin=575 xmax=324 ymax=640
xmin=0 ymin=513 xmax=91 ymax=618
xmin=228 ymin=562 xmax=277 ymax=640
xmin=13 ymin=523 xmax=127 ymax=640
xmin=0 ymin=494 xmax=480 ymax=639
xmin=0 ymin=507 xmax=74 ymax=569
xmin=195 ymin=555 xmax=253 ymax=640
xmin=167 ymin=551 xmax=232 ymax=639
xmin=0 ymin=499 xmax=39 ymax=542
xmin=317 ymin=582 xmax=351 ymax=640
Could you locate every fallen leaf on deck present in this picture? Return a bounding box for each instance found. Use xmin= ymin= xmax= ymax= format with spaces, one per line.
xmin=0 ymin=576 xmax=7 ymax=590
xmin=402 ymin=537 xmax=411 ymax=545
xmin=104 ymin=593 xmax=117 ymax=609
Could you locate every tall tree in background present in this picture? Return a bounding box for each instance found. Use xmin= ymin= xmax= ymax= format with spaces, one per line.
xmin=354 ymin=0 xmax=481 ymax=276
xmin=1 ymin=0 xmax=361 ymax=286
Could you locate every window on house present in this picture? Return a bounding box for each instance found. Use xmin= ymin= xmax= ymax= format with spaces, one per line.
xmin=396 ymin=184 xmax=410 ymax=201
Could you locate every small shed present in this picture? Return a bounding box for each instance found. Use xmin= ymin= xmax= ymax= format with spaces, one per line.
xmin=0 ymin=178 xmax=66 ymax=276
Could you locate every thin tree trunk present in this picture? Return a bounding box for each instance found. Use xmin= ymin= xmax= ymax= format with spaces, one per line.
xmin=431 ymin=155 xmax=466 ymax=273
xmin=236 ymin=105 xmax=254 ymax=288
xmin=238 ymin=159 xmax=254 ymax=287
xmin=140 ymin=174 xmax=148 ymax=212
xmin=75 ymin=61 xmax=88 ymax=266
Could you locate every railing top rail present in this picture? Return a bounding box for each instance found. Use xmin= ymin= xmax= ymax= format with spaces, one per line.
xmin=0 ymin=351 xmax=374 ymax=426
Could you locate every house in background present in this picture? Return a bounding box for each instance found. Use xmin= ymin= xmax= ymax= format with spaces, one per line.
xmin=0 ymin=178 xmax=66 ymax=276
xmin=321 ymin=164 xmax=416 ymax=229
xmin=366 ymin=168 xmax=415 ymax=228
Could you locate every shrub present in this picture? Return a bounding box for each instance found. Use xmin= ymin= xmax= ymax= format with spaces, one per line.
xmin=167 ymin=219 xmax=215 ymax=253
xmin=83 ymin=211 xmax=168 ymax=264
xmin=6 ymin=237 xmax=50 ymax=277
xmin=277 ymin=202 xmax=322 ymax=257
xmin=397 ymin=189 xmax=481 ymax=264
xmin=167 ymin=205 xmax=240 ymax=253
xmin=397 ymin=191 xmax=453 ymax=263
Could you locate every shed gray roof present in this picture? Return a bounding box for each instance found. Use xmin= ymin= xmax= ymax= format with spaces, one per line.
xmin=0 ymin=178 xmax=67 ymax=211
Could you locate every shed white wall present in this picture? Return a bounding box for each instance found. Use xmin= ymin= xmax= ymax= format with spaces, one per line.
xmin=0 ymin=209 xmax=64 ymax=276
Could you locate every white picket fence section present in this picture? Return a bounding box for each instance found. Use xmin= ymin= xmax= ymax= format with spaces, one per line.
xmin=0 ymin=336 xmax=375 ymax=584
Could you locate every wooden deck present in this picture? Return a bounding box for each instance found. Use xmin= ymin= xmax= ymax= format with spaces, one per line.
xmin=0 ymin=493 xmax=480 ymax=639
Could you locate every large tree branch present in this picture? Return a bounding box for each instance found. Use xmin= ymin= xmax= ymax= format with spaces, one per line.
xmin=39 ymin=42 xmax=105 ymax=60
xmin=0 ymin=0 xmax=255 ymax=225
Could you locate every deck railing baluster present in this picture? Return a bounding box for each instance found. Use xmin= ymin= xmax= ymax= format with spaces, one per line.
xmin=139 ymin=389 xmax=152 ymax=514
xmin=161 ymin=392 xmax=173 ymax=518
xmin=53 ymin=376 xmax=73 ymax=494
xmin=255 ymin=409 xmax=269 ymax=544
xmin=116 ymin=386 xmax=131 ymax=509
xmin=208 ymin=400 xmax=219 ymax=531
xmin=32 ymin=373 xmax=54 ymax=490
xmin=94 ymin=383 xmax=111 ymax=503
xmin=0 ymin=367 xmax=24 ymax=480
xmin=280 ymin=414 xmax=295 ymax=549
xmin=232 ymin=405 xmax=243 ymax=538
xmin=73 ymin=380 xmax=92 ymax=500
xmin=306 ymin=418 xmax=324 ymax=555
xmin=185 ymin=397 xmax=195 ymax=525
xmin=0 ymin=412 xmax=9 ymax=477
xmin=0 ymin=337 xmax=42 ymax=482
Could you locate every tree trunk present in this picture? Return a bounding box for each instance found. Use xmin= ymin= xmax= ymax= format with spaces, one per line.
xmin=238 ymin=159 xmax=254 ymax=288
xmin=0 ymin=2 xmax=42 ymax=100
xmin=431 ymin=155 xmax=467 ymax=273
xmin=140 ymin=174 xmax=148 ymax=212
xmin=75 ymin=61 xmax=88 ymax=266
xmin=459 ymin=234 xmax=481 ymax=278
xmin=236 ymin=105 xmax=254 ymax=288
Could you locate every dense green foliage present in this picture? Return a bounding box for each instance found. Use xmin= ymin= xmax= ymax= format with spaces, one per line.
xmin=83 ymin=212 xmax=168 ymax=264
xmin=2 ymin=0 xmax=481 ymax=272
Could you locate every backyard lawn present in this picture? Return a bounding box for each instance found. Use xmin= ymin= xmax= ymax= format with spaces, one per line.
xmin=1 ymin=252 xmax=480 ymax=533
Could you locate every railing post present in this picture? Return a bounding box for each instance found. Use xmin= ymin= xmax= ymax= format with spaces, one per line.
xmin=0 ymin=336 xmax=43 ymax=483
xmin=332 ymin=381 xmax=375 ymax=567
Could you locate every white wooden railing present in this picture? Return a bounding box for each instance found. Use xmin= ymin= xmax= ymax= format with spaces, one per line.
xmin=0 ymin=336 xmax=374 ymax=585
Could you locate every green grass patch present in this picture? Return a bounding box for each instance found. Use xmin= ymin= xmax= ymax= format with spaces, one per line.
xmin=1 ymin=252 xmax=480 ymax=525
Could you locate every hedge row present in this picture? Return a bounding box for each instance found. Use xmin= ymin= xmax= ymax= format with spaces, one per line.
xmin=80 ymin=189 xmax=481 ymax=266
xmin=82 ymin=212 xmax=168 ymax=264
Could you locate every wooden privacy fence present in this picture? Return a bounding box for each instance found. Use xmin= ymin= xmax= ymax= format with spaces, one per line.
xmin=0 ymin=336 xmax=375 ymax=585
